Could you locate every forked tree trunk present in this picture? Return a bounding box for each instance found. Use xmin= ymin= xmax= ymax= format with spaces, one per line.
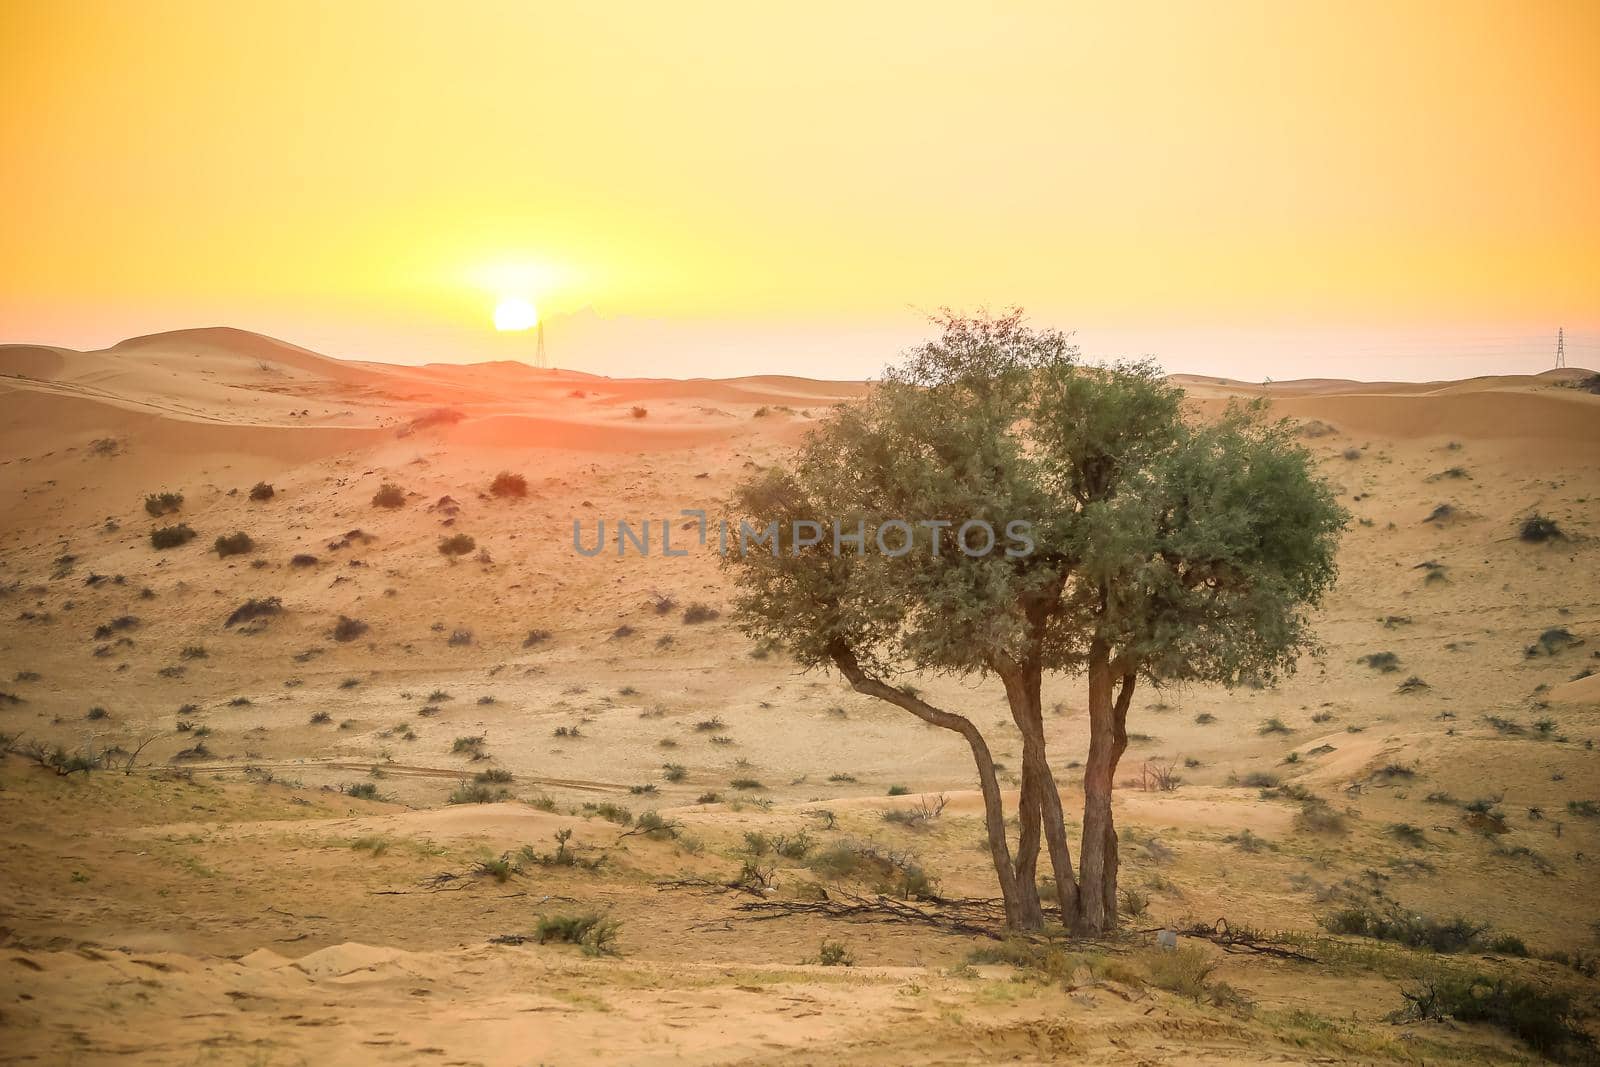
xmin=829 ymin=643 xmax=1041 ymax=930
xmin=1075 ymin=642 xmax=1136 ymax=934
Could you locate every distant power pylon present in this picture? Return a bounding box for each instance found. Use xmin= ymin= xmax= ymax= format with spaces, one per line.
xmin=1555 ymin=327 xmax=1566 ymax=369
xmin=535 ymin=319 xmax=548 ymax=369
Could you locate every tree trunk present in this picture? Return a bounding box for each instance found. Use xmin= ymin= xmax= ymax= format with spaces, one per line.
xmin=1012 ymin=758 xmax=1043 ymax=918
xmin=828 ymin=642 xmax=1039 ymax=929
xmin=1000 ymin=664 xmax=1079 ymax=924
xmin=1075 ymin=641 xmax=1118 ymax=934
xmin=1100 ymin=671 xmax=1136 ymax=922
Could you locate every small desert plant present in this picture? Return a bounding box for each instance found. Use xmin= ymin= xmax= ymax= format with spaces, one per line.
xmin=489 ymin=470 xmax=528 ymax=498
xmin=1358 ymin=651 xmax=1401 ymax=672
xmin=591 ymin=802 xmax=632 ymax=825
xmin=729 ymin=777 xmax=764 ymax=790
xmin=150 ymin=523 xmax=196 ymax=549
xmin=309 ymin=711 xmax=332 ymax=724
xmin=629 ymin=406 xmax=648 ymax=419
xmin=1119 ymin=887 xmax=1151 ymax=918
xmin=1518 ymin=514 xmax=1563 ymax=543
xmin=1395 ymin=675 xmax=1429 ymax=694
xmin=535 ymin=913 xmax=620 ymax=956
xmin=682 ymin=602 xmax=720 ymax=624
xmin=248 ymin=482 xmax=275 ymax=501
xmin=289 ymin=553 xmax=318 ymax=567
xmin=451 ymin=734 xmax=487 ymax=755
xmin=448 ymin=780 xmax=508 ymax=804
xmin=523 ymin=628 xmax=553 ymax=647
xmin=214 ymin=531 xmax=254 ymax=557
xmin=815 ymin=938 xmax=854 ymax=966
xmin=344 ymin=782 xmax=381 ymax=800
xmin=144 ymin=491 xmax=183 ymax=517
xmin=332 ymin=615 xmax=369 ymax=642
xmin=886 ymin=784 xmax=911 ymax=796
xmin=1258 ymin=717 xmax=1291 ymax=735
xmin=438 ymin=533 xmax=476 ymax=557
xmin=1139 ymin=944 xmax=1217 ymax=1000
xmin=224 ymin=596 xmax=282 ymax=628
xmin=662 ymin=762 xmax=687 ymax=782
xmin=371 ymin=483 xmax=405 ymax=508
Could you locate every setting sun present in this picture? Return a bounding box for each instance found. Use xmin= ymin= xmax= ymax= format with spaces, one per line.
xmin=492 ymin=297 xmax=538 ymax=332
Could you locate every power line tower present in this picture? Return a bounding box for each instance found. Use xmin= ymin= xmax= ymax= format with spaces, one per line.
xmin=534 ymin=319 xmax=548 ymax=370
xmin=1555 ymin=327 xmax=1565 ymax=369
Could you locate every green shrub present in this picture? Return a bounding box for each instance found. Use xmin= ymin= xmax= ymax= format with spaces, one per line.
xmin=151 ymin=524 xmax=196 ymax=549
xmin=214 ymin=531 xmax=254 ymax=557
xmin=372 ymin=483 xmax=405 ymax=508
xmin=1358 ymin=651 xmax=1401 ymax=672
xmin=1519 ymin=514 xmax=1563 ymax=543
xmin=1321 ymin=904 xmax=1485 ymax=952
xmin=332 ymin=615 xmax=369 ymax=642
xmin=438 ymin=533 xmax=476 ymax=557
xmin=1399 ymin=971 xmax=1590 ymax=1059
xmin=816 ymin=938 xmax=854 ymax=966
xmin=144 ymin=491 xmax=183 ymax=516
xmin=490 ymin=471 xmax=527 ymax=498
xmin=536 ymin=913 xmax=620 ymax=956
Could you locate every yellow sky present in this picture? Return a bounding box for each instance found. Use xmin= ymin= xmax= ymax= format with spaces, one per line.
xmin=2 ymin=1 xmax=1597 ymax=376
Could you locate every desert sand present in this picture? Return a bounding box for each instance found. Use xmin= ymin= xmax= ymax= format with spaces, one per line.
xmin=1 ymin=328 xmax=1597 ymax=1064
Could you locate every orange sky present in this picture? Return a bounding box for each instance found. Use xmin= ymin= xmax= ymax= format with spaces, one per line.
xmin=2 ymin=1 xmax=1597 ymax=379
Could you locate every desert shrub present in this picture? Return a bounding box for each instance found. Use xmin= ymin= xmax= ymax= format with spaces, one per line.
xmin=696 ymin=791 xmax=720 ymax=804
xmin=1321 ymin=904 xmax=1486 ymax=952
xmin=1395 ymin=675 xmax=1429 ymax=694
xmin=886 ymin=784 xmax=910 ymax=796
xmin=536 ymin=913 xmax=620 ymax=956
xmin=1422 ymin=503 xmax=1456 ymax=524
xmin=730 ymin=777 xmax=764 ymax=790
xmin=1224 ymin=829 xmax=1272 ymax=852
xmin=309 ymin=711 xmax=332 ymax=724
xmin=591 ymin=802 xmax=632 ymax=825
xmin=815 ymin=938 xmax=854 ymax=966
xmin=214 ymin=531 xmax=254 ymax=557
xmin=371 ymin=483 xmax=405 ymax=508
xmin=1567 ymin=800 xmax=1599 ymax=818
xmin=344 ymin=782 xmax=380 ymax=800
xmin=1375 ymin=762 xmax=1416 ymax=780
xmin=451 ymin=734 xmax=486 ymax=755
xmin=475 ymin=768 xmax=513 ymax=784
xmin=1238 ymin=771 xmax=1280 ymax=789
xmin=289 ymin=553 xmax=318 ymax=567
xmin=224 ymin=596 xmax=282 ymax=628
xmin=490 ymin=471 xmax=527 ymax=498
xmin=1259 ymin=717 xmax=1291 ymax=735
xmin=694 ymin=717 xmax=725 ymax=732
xmin=405 ymin=407 xmax=464 ymax=432
xmin=144 ymin=491 xmax=183 ymax=517
xmin=448 ymin=628 xmax=473 ymax=646
xmin=448 ymin=780 xmax=508 ymax=804
xmin=1138 ymin=945 xmax=1217 ymax=1000
xmin=1341 ymin=447 xmax=1362 ymax=461
xmin=332 ymin=615 xmax=369 ymax=642
xmin=1358 ymin=651 xmax=1401 ymax=673
xmin=150 ymin=524 xmax=196 ymax=549
xmin=1294 ymin=799 xmax=1349 ymax=835
xmin=1398 ymin=971 xmax=1591 ymax=1059
xmin=1119 ymin=887 xmax=1151 ymax=918
xmin=523 ymin=629 xmax=553 ymax=647
xmin=1387 ymin=822 xmax=1428 ymax=847
xmin=681 ymin=602 xmax=720 ymax=624
xmin=1527 ymin=627 xmax=1583 ymax=657
xmin=438 ymin=533 xmax=477 ymax=557
xmin=1519 ymin=514 xmax=1563 ymax=543
xmin=629 ymin=406 xmax=648 ymax=419
xmin=632 ymin=810 xmax=680 ymax=840
xmin=248 ymin=482 xmax=275 ymax=501
xmin=662 ymin=763 xmax=687 ymax=782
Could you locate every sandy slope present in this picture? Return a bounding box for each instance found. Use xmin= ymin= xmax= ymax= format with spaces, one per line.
xmin=1 ymin=329 xmax=1597 ymax=1064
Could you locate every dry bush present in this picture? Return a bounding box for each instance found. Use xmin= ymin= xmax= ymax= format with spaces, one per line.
xmin=490 ymin=471 xmax=527 ymax=498
xmin=150 ymin=524 xmax=196 ymax=549
xmin=214 ymin=531 xmax=254 ymax=557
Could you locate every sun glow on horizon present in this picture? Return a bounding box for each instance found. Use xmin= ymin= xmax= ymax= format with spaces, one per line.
xmin=492 ymin=297 xmax=539 ymax=332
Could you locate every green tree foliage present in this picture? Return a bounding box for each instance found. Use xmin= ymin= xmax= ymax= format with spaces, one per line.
xmin=726 ymin=311 xmax=1344 ymax=931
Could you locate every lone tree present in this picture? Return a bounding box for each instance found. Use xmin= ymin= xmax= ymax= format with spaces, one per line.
xmin=726 ymin=312 xmax=1344 ymax=933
